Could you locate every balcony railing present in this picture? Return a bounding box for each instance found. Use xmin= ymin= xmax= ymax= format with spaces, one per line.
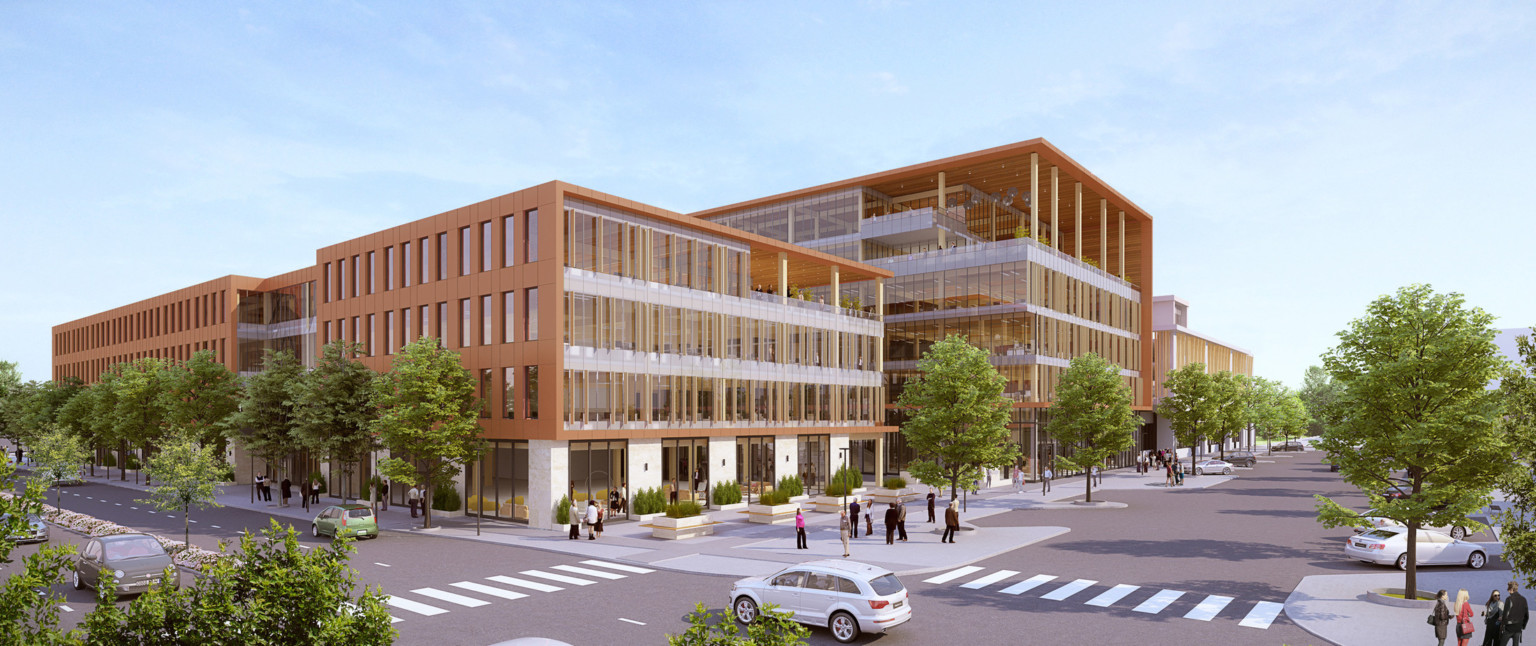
xmin=749 ymin=290 xmax=881 ymax=321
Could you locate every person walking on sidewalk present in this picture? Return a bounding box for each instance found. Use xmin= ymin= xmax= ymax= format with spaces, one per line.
xmin=1484 ymin=590 xmax=1504 ymax=646
xmin=1013 ymin=469 xmax=1024 ymax=494
xmin=280 ymin=477 xmax=292 ymax=507
xmin=1504 ymin=580 xmax=1529 ymax=645
xmin=795 ymin=509 xmax=807 ymax=550
xmin=896 ymin=499 xmax=908 ymax=541
xmin=926 ymin=487 xmax=936 ymax=523
xmin=300 ymin=480 xmax=311 ymax=512
xmin=942 ymin=500 xmax=959 ymax=543
xmin=586 ymin=500 xmax=600 ymax=540
xmin=863 ymin=500 xmax=873 ymax=537
xmin=407 ymin=485 xmax=421 ymax=518
xmin=849 ymin=498 xmax=861 ymax=538
xmin=568 ymin=498 xmax=582 ymax=540
xmin=839 ymin=510 xmax=851 ymax=557
xmin=1430 ymin=589 xmax=1451 ymax=646
xmin=884 ymin=503 xmax=898 ymax=545
xmin=1041 ymin=467 xmax=1053 ymax=495
xmin=1174 ymin=462 xmax=1185 ymax=486
xmin=1091 ymin=465 xmax=1101 ymax=487
xmin=255 ymin=474 xmax=267 ymax=502
xmin=1456 ymin=589 xmax=1475 ymax=646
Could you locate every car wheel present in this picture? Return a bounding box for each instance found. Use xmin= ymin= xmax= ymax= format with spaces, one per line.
xmin=829 ymin=611 xmax=861 ymax=644
xmin=733 ymin=596 xmax=759 ymax=624
xmin=1223 ymin=468 xmax=1232 ymax=475
xmin=1469 ymin=551 xmax=1486 ymax=569
xmin=1451 ymin=526 xmax=1467 ymax=540
xmin=1194 ymin=468 xmax=1204 ymax=475
xmin=1396 ymin=553 xmax=1409 ymax=570
xmin=311 ymin=524 xmax=320 ymax=537
xmin=73 ymin=569 xmax=83 ymax=590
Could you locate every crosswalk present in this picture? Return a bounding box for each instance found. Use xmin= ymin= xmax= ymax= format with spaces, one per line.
xmin=921 ymin=566 xmax=1286 ymax=630
xmin=384 ymin=559 xmax=654 ymax=624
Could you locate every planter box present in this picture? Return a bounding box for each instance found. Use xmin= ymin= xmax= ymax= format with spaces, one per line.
xmin=715 ymin=502 xmax=748 ymax=512
xmin=747 ymin=503 xmax=800 ymax=524
xmin=867 ymin=487 xmax=917 ymax=506
xmin=789 ymin=494 xmax=810 ymax=503
xmin=649 ymin=514 xmax=716 ymax=540
xmin=810 ymin=495 xmax=852 ymax=514
xmin=636 ymin=512 xmax=664 ymax=523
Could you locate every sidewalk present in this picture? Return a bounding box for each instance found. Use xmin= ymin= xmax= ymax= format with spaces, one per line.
xmin=1287 ymin=570 xmax=1515 ymax=646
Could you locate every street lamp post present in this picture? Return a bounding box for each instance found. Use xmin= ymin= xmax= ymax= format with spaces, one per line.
xmin=837 ymin=447 xmax=850 ymax=509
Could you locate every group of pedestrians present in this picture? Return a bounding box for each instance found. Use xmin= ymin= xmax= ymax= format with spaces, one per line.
xmin=566 ymin=497 xmax=606 ymax=540
xmin=830 ymin=487 xmax=959 ymax=556
xmin=1433 ymin=582 xmax=1529 ymax=646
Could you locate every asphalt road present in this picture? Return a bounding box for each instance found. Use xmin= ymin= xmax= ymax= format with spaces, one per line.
xmin=5 ymin=450 xmax=1503 ymax=645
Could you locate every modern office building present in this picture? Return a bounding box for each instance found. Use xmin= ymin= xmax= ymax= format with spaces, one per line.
xmin=52 ymin=182 xmax=892 ymax=529
xmin=695 ymin=139 xmax=1156 ymax=479
xmin=1148 ymin=294 xmax=1256 ymax=452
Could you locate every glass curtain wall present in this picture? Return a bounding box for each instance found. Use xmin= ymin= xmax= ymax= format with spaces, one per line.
xmin=570 ymin=441 xmax=629 ymax=521
xmin=327 ymin=458 xmax=371 ymax=502
xmin=849 ymin=438 xmax=878 ymax=485
xmin=661 ymin=439 xmax=709 ymax=505
xmin=735 ymin=436 xmax=776 ymax=504
xmin=797 ymin=435 xmax=830 ymax=495
xmin=464 ymin=440 xmax=531 ymax=523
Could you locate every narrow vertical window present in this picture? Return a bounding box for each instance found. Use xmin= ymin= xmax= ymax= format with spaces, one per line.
xmin=402 ymin=308 xmax=412 ymax=345
xmin=460 ymin=298 xmax=471 ymax=348
xmin=480 ymin=369 xmax=493 ymax=419
xmin=337 ymin=258 xmax=347 ymax=300
xmin=503 ymin=367 xmax=516 ymax=418
xmin=402 ymin=241 xmax=412 ymax=288
xmin=436 ymin=233 xmax=447 ymax=281
xmin=481 ymin=221 xmax=492 ymax=272
xmin=524 ymin=209 xmax=539 ymax=262
xmin=524 ymin=287 xmax=539 ymax=341
xmin=385 ymin=311 xmax=395 ymax=355
xmin=324 ymin=321 xmax=332 ymax=345
xmin=385 ymin=246 xmax=395 ymax=291
xmin=351 ymin=255 xmax=360 ymax=297
xmin=367 ymin=314 xmax=376 ymax=356
xmin=524 ymin=365 xmax=539 ymax=419
xmin=502 ymin=291 xmax=515 ymax=343
xmin=419 ymin=304 xmax=428 ymax=340
xmin=324 ymin=263 xmax=333 ymax=302
xmin=367 ymin=251 xmax=377 ymax=294
xmin=437 ymin=302 xmax=447 ymax=348
xmin=481 ymin=294 xmax=492 ymax=346
xmin=460 ymin=227 xmax=472 ymax=276
xmin=502 ymin=214 xmax=515 ymax=267
xmin=419 ymin=237 xmax=430 ymax=284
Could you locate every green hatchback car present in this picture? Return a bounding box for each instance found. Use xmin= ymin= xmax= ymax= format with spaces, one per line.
xmin=312 ymin=504 xmax=378 ymax=540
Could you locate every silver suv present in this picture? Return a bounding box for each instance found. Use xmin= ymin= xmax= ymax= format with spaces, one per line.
xmin=729 ymin=559 xmax=912 ymax=643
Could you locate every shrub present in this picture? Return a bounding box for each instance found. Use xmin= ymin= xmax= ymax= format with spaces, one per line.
xmin=883 ymin=476 xmax=907 ymax=489
xmin=759 ymin=488 xmax=791 ymax=506
xmin=555 ymin=495 xmax=571 ymax=525
xmin=431 ymin=486 xmax=460 ymax=512
xmin=825 ymin=466 xmax=862 ymax=497
xmin=665 ymin=501 xmax=703 ymax=518
xmin=775 ymin=475 xmax=804 ymax=498
xmin=103 ymin=453 xmax=117 ymax=468
xmin=124 ymin=456 xmax=141 ymax=470
xmin=712 ymin=481 xmax=742 ymax=506
xmin=633 ymin=487 xmax=666 ymax=515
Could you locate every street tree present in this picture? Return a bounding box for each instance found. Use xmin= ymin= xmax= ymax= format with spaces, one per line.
xmin=88 ymin=368 xmax=128 ymax=479
xmin=0 ymin=459 xmax=81 ymax=645
xmin=1298 ymin=365 xmax=1344 ymax=436
xmin=372 ymin=337 xmax=485 ymax=529
xmin=111 ymin=357 xmax=171 ymax=481
xmin=896 ymin=334 xmax=1018 ymax=501
xmin=1245 ymin=377 xmax=1283 ymax=452
xmin=1043 ymin=353 xmax=1141 ymax=502
xmin=141 ymin=429 xmax=227 ymax=546
xmin=17 ymin=378 xmax=84 ymax=442
xmin=28 ymin=424 xmax=89 ymax=507
xmin=1209 ymin=371 xmax=1253 ymax=460
xmin=293 ymin=341 xmax=379 ymax=502
xmin=1313 ymin=285 xmax=1510 ymax=600
xmin=160 ymin=349 xmax=241 ymax=447
xmin=55 ymin=380 xmax=101 ymax=476
xmin=227 ymin=349 xmax=305 ymax=489
xmin=1156 ymin=362 xmax=1218 ymax=473
xmin=1493 ymin=330 xmax=1536 ymax=587
xmin=0 ymin=361 xmax=26 ymax=461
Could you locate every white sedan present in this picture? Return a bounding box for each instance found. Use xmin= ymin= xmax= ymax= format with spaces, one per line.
xmin=1353 ymin=516 xmax=1473 ymax=540
xmin=1345 ymin=527 xmax=1488 ymax=570
xmin=1193 ymin=459 xmax=1233 ymax=475
xmin=729 ymin=560 xmax=912 ymax=643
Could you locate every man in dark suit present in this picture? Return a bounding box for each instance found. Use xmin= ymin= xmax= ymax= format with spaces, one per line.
xmin=1506 ymin=581 xmax=1529 ymax=646
xmin=884 ymin=503 xmax=898 ymax=544
xmin=926 ymin=487 xmax=936 ymax=523
xmin=849 ymin=499 xmax=861 ymax=538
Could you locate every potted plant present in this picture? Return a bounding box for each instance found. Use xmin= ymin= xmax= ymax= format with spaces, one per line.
xmin=632 ymin=487 xmax=667 ymax=522
xmin=868 ymin=476 xmax=914 ymax=506
xmin=811 ymin=466 xmax=865 ymax=513
xmin=747 ymin=488 xmax=799 ymax=524
xmin=776 ymin=475 xmax=807 ymax=503
xmin=712 ymin=480 xmax=747 ymax=511
xmin=649 ymin=501 xmax=714 ymax=540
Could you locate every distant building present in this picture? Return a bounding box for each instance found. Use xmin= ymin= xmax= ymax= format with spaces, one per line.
xmin=1149 ymin=295 xmax=1255 ymax=455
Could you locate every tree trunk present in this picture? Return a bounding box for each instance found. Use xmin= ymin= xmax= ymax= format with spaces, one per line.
xmin=1406 ymin=524 xmax=1418 ymax=600
xmin=184 ymin=503 xmax=190 ymax=548
xmin=1085 ymin=470 xmax=1094 ymax=503
xmin=119 ymin=442 xmax=127 ymax=481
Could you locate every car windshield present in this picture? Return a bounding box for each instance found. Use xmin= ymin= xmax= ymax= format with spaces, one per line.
xmin=347 ymin=509 xmax=372 ymax=518
xmin=868 ymin=573 xmax=904 ymax=596
xmin=103 ymin=537 xmax=166 ymax=560
xmin=1361 ymin=529 xmax=1399 ymax=540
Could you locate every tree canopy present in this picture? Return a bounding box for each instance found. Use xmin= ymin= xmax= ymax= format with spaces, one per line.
xmin=160 ymin=350 xmax=241 ymax=446
xmin=1043 ymin=353 xmax=1140 ymax=502
xmin=372 ymin=337 xmax=485 ymax=528
xmin=141 ymin=429 xmax=227 ymax=546
xmin=1156 ymin=362 xmax=1217 ymax=472
xmin=896 ymin=334 xmax=1017 ymax=501
xmin=1493 ymin=330 xmax=1536 ymax=587
xmin=226 ymin=350 xmax=304 ymax=479
xmin=293 ymin=341 xmax=379 ymax=502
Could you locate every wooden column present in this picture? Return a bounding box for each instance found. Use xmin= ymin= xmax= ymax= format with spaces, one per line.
xmin=1118 ymin=211 xmax=1126 ymax=280
xmin=1100 ymin=200 xmax=1108 ymax=268
xmin=1050 ymin=166 xmax=1059 ymax=250
xmin=830 ymin=266 xmax=841 ymax=309
xmin=1074 ymin=182 xmax=1083 ymax=260
xmin=778 ymin=252 xmax=789 ymax=305
xmin=937 ymin=171 xmax=946 ymax=208
xmin=1030 ymin=153 xmax=1039 ymax=241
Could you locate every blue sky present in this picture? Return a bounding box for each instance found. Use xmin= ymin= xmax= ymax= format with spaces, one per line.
xmin=2 ymin=1 xmax=1533 ymax=388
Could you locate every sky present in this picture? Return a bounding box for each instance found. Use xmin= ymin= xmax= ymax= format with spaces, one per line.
xmin=2 ymin=1 xmax=1533 ymax=388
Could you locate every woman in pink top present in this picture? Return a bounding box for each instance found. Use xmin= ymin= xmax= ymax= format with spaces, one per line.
xmin=795 ymin=508 xmax=808 ymax=550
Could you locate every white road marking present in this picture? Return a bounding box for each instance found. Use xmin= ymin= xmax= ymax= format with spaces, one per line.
xmin=130 ymin=507 xmax=137 ymax=510
xmin=189 ymin=520 xmax=197 ymax=523
xmin=210 ymin=525 xmax=220 ymax=529
xmin=411 ymin=588 xmax=489 ymax=607
xmin=59 ymin=605 xmax=74 ymax=612
xmin=551 ymin=564 xmax=625 ymax=580
xmin=390 ymin=616 xmax=402 ymax=624
xmin=385 ymin=596 xmax=447 ymax=616
xmin=1184 ymin=595 xmax=1234 ymax=621
xmin=487 ymin=575 xmax=563 ymax=593
xmin=115 ymin=503 xmax=121 ymax=506
xmin=1085 ymin=584 xmax=1140 ymax=607
xmin=580 ymin=560 xmax=654 ymax=574
xmin=1134 ymin=589 xmax=1185 ymax=614
xmin=999 ymin=574 xmax=1057 ymax=595
xmin=618 ymin=618 xmax=646 ymax=626
xmin=521 ymin=570 xmax=596 ymax=586
xmin=1239 ymin=601 xmax=1285 ymax=629
xmin=374 ymin=562 xmax=391 ymax=567
xmin=922 ymin=566 xmax=984 ymax=584
xmin=1041 ymin=579 xmax=1098 ymax=601
xmin=450 ymin=581 xmax=528 ymax=601
xmin=960 ymin=569 xmax=1019 ymax=589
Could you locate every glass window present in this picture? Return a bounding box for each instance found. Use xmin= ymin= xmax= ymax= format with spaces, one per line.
xmin=436 ymin=233 xmax=447 ymax=281
xmin=403 ymin=241 xmax=412 ymax=288
xmin=420 ymin=237 xmax=430 ymax=284
xmin=402 ymin=308 xmax=412 ymax=346
xmin=525 ymin=287 xmax=539 ymax=341
xmin=806 ymin=573 xmax=837 ymax=591
xmin=503 ymin=214 xmax=515 ymax=267
xmin=324 ymin=263 xmax=332 ymax=302
xmin=503 ymin=367 xmax=516 ymax=419
xmin=525 ymin=209 xmax=539 ymax=262
xmin=503 ymin=291 xmax=515 ymax=343
xmin=524 ymin=365 xmax=539 ymax=419
xmin=437 ymin=302 xmax=447 ymax=347
xmin=419 ymin=305 xmax=429 ymax=340
xmin=367 ymin=251 xmax=377 ymax=294
xmin=385 ymin=310 xmax=395 ymax=355
xmin=460 ymin=299 xmax=471 ymax=348
xmin=351 ymin=255 xmax=360 ymax=297
xmin=460 ymin=227 xmax=472 ymax=276
xmin=367 ymin=314 xmax=376 ymax=356
xmin=772 ymin=571 xmax=804 ymax=588
xmin=480 ymin=368 xmax=493 ymax=418
xmin=385 ymin=246 xmax=395 ymax=291
xmin=481 ymin=221 xmax=493 ymax=272
xmin=869 ymin=574 xmax=905 ymax=596
xmin=481 ymin=294 xmax=492 ymax=346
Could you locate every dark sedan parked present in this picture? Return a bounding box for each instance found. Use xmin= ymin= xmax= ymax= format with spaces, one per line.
xmin=1225 ymin=451 xmax=1257 ymax=467
xmin=73 ymin=533 xmax=179 ymax=597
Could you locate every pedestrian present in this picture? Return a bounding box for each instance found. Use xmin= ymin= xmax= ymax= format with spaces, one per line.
xmin=839 ymin=510 xmax=851 ymax=557
xmin=896 ymin=498 xmax=908 ymax=541
xmin=1165 ymin=461 xmax=1175 ymax=487
xmin=568 ymin=497 xmax=582 ymax=540
xmin=407 ymin=485 xmax=421 ymax=518
xmin=1041 ymin=467 xmax=1053 ymax=494
xmin=849 ymin=498 xmax=861 ymax=538
xmin=942 ymin=499 xmax=960 ymax=543
xmin=927 ymin=487 xmax=936 ymax=523
xmin=1457 ymin=589 xmax=1475 ymax=646
xmin=1091 ymin=465 xmax=1101 ymax=487
xmin=1485 ymin=590 xmax=1504 ymax=646
xmin=1013 ymin=469 xmax=1024 ymax=494
xmin=301 ymin=479 xmax=311 ymax=512
xmin=985 ymin=472 xmax=992 ymax=489
xmin=280 ymin=477 xmax=292 ymax=507
xmin=586 ymin=500 xmax=600 ymax=540
xmin=593 ymin=503 xmax=605 ymax=539
xmin=1505 ymin=580 xmax=1529 ymax=645
xmin=1175 ymin=462 xmax=1185 ymax=486
xmin=379 ymin=478 xmax=389 ymax=510
xmin=255 ymin=474 xmax=268 ymax=502
xmin=884 ymin=503 xmax=898 ymax=545
xmin=1431 ymin=589 xmax=1451 ymax=646
xmin=795 ymin=508 xmax=808 ymax=550
xmin=864 ymin=500 xmax=873 ymax=536
xmin=311 ymin=479 xmax=321 ymax=504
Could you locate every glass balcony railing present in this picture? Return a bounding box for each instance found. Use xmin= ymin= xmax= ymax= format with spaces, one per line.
xmin=749 ymin=290 xmax=881 ymax=321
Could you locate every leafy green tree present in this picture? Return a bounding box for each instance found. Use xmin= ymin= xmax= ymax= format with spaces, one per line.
xmin=293 ymin=341 xmax=378 ymax=503
xmin=55 ymin=380 xmax=102 ymax=476
xmin=1313 ymin=285 xmax=1510 ymax=600
xmin=0 ymin=458 xmax=82 ymax=645
xmin=160 ymin=350 xmax=241 ymax=447
xmin=17 ymin=378 xmax=84 ymax=441
xmin=669 ymin=603 xmax=809 ymax=646
xmin=1044 ymin=353 xmax=1141 ymax=503
xmin=1274 ymin=393 xmax=1309 ymax=448
xmin=1157 ymin=363 xmax=1218 ymax=473
xmin=29 ymin=424 xmax=88 ymax=507
xmin=1209 ymin=372 xmax=1253 ymax=460
xmin=111 ymin=357 xmax=171 ymax=481
xmin=896 ymin=334 xmax=1018 ymax=501
xmin=141 ymin=430 xmax=226 ymax=546
xmin=79 ymin=520 xmax=395 ymax=644
xmin=227 ymin=349 xmax=304 ymax=488
xmin=0 ymin=361 xmax=26 ymax=461
xmin=1298 ymin=365 xmax=1344 ymax=436
xmin=373 ymin=337 xmax=486 ymax=529
xmin=1494 ymin=330 xmax=1536 ymax=587
xmin=88 ymin=368 xmax=128 ymax=479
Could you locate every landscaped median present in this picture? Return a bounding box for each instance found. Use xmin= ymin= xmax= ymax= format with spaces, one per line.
xmin=1 ymin=491 xmax=224 ymax=570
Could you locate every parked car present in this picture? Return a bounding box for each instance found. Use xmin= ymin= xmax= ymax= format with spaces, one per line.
xmin=1225 ymin=451 xmax=1257 ymax=468
xmin=73 ymin=533 xmax=178 ymax=596
xmin=1193 ymin=459 xmax=1233 ymax=475
xmin=312 ymin=503 xmax=379 ymax=540
xmin=1276 ymin=440 xmax=1306 ymax=451
xmin=730 ymin=560 xmax=912 ymax=643
xmin=1345 ymin=526 xmax=1487 ymax=570
xmin=1353 ymin=515 xmax=1473 ymax=540
xmin=1 ymin=513 xmax=49 ymax=543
